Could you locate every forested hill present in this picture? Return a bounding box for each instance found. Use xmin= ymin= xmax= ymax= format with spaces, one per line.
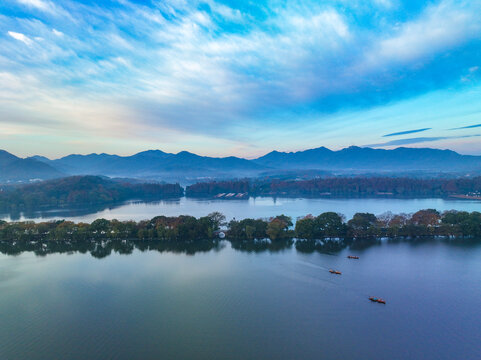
xmin=0 ymin=176 xmax=183 ymax=210
xmin=186 ymin=177 xmax=481 ymax=198
xmin=3 ymin=175 xmax=480 ymax=212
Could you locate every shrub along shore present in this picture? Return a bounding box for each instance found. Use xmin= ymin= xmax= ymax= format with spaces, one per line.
xmin=1 ymin=209 xmax=480 ymax=243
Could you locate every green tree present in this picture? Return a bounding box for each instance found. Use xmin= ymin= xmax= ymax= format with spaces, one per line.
xmin=266 ymin=215 xmax=292 ymax=241
xmin=316 ymin=212 xmax=346 ymax=238
xmin=295 ymin=216 xmax=315 ymax=239
xmin=347 ymin=213 xmax=378 ymax=238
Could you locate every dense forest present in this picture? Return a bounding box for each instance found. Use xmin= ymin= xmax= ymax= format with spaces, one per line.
xmin=2 ymin=176 xmax=480 ymax=213
xmin=0 ymin=176 xmax=183 ymax=211
xmin=186 ymin=177 xmax=481 ymax=198
xmin=1 ymin=210 xmax=480 ymax=246
xmin=186 ymin=180 xmax=250 ymax=197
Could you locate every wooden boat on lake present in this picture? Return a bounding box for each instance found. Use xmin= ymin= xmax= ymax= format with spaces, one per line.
xmin=329 ymin=269 xmax=342 ymax=275
xmin=369 ymin=296 xmax=386 ymax=304
xmin=347 ymin=255 xmax=359 ymax=259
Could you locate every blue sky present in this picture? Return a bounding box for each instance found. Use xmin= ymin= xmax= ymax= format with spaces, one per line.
xmin=1 ymin=0 xmax=481 ymax=158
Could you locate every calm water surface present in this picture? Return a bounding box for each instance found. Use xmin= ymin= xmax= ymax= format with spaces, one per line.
xmin=1 ymin=241 xmax=480 ymax=359
xmin=1 ymin=197 xmax=480 ymax=222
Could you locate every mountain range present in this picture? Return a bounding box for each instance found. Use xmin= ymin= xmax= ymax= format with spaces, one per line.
xmin=29 ymin=150 xmax=264 ymax=181
xmin=254 ymin=146 xmax=481 ymax=172
xmin=0 ymin=150 xmax=64 ymax=182
xmin=1 ymin=146 xmax=481 ymax=183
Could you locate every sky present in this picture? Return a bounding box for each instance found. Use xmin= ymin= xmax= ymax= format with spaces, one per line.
xmin=1 ymin=0 xmax=481 ymax=159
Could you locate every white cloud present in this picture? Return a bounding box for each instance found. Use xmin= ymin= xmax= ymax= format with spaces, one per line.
xmin=52 ymin=28 xmax=63 ymax=37
xmin=113 ymin=57 xmax=131 ymax=68
xmin=204 ymin=0 xmax=243 ymax=21
xmin=288 ymin=10 xmax=350 ymax=39
xmin=7 ymin=31 xmax=33 ymax=45
xmin=17 ymin=0 xmax=58 ymax=14
xmin=361 ymin=1 xmax=481 ymax=68
xmin=2 ymin=0 xmax=481 ymax=156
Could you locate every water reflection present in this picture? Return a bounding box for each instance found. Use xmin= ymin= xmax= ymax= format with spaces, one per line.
xmin=229 ymin=239 xmax=293 ymax=253
xmin=0 ymin=239 xmax=296 ymax=257
xmin=1 ymin=199 xmax=182 ymax=222
xmin=0 ymin=239 xmax=223 ymax=258
xmin=2 ymin=237 xmax=478 ymax=259
xmin=1 ymin=238 xmax=481 ymax=360
xmin=2 ymin=196 xmax=481 ymax=223
xmin=295 ymin=239 xmax=349 ymax=253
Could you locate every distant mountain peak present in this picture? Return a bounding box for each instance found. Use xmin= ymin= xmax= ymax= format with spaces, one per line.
xmin=28 ymin=155 xmax=51 ymax=162
xmin=0 ymin=153 xmax=63 ymax=182
xmin=306 ymin=146 xmax=332 ymax=153
xmin=132 ymin=149 xmax=169 ymax=159
xmin=176 ymin=150 xmax=198 ymax=158
xmin=135 ymin=149 xmax=167 ymax=155
xmin=0 ymin=149 xmax=19 ymax=167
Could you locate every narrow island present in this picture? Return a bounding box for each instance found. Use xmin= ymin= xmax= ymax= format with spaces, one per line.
xmin=1 ymin=209 xmax=480 ymax=257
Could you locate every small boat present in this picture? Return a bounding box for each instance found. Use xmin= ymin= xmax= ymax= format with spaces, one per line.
xmin=329 ymin=269 xmax=342 ymax=275
xmin=347 ymin=255 xmax=359 ymax=259
xmin=369 ymin=296 xmax=386 ymax=304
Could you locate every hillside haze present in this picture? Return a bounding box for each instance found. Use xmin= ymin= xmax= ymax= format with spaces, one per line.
xmin=1 ymin=146 xmax=481 ymax=183
xmin=0 ymin=150 xmax=64 ymax=182
xmin=254 ymin=146 xmax=481 ymax=172
xmin=33 ymin=150 xmax=264 ymax=180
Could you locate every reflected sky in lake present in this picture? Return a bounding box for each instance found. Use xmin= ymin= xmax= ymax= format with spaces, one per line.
xmin=0 ymin=241 xmax=480 ymax=359
xmin=1 ymin=197 xmax=481 ymax=223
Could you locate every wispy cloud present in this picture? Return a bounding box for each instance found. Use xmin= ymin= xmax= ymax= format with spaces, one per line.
xmin=383 ymin=128 xmax=431 ymax=137
xmin=367 ymin=135 xmax=481 ymax=147
xmin=0 ymin=0 xmax=481 ymax=157
xmin=16 ymin=0 xmax=60 ymax=15
xmin=450 ymin=123 xmax=481 ymax=130
xmin=364 ymin=1 xmax=480 ymax=66
xmin=7 ymin=31 xmax=33 ymax=45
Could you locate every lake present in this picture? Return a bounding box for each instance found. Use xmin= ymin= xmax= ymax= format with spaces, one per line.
xmin=0 ymin=240 xmax=480 ymax=359
xmin=1 ymin=196 xmax=481 ymax=223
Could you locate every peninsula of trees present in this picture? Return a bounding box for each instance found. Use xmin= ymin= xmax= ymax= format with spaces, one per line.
xmin=1 ymin=175 xmax=480 ymax=215
xmin=0 ymin=176 xmax=183 ymax=211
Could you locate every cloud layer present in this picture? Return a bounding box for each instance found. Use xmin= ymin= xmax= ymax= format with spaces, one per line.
xmin=1 ymin=0 xmax=481 ymax=157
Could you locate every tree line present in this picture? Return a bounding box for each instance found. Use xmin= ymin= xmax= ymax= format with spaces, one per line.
xmin=1 ymin=209 xmax=480 ymax=244
xmin=186 ymin=177 xmax=481 ymax=197
xmin=0 ymin=212 xmax=225 ymax=243
xmin=2 ymin=176 xmax=480 ymax=213
xmin=0 ymin=176 xmax=183 ymax=211
xmin=186 ymin=180 xmax=250 ymax=197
